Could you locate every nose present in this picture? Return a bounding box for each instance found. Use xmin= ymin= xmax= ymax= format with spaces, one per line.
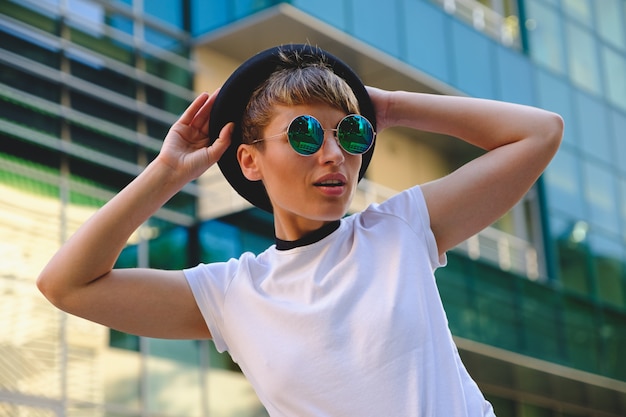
xmin=318 ymin=130 xmax=345 ymax=164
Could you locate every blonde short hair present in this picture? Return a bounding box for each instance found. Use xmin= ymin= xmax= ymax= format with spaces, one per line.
xmin=241 ymin=48 xmax=360 ymax=146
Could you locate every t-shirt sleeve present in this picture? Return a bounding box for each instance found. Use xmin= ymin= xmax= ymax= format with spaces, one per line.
xmin=184 ymin=259 xmax=239 ymax=352
xmin=376 ymin=185 xmax=446 ymax=269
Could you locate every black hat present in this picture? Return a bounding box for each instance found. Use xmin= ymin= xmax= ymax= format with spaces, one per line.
xmin=208 ymin=44 xmax=376 ymax=213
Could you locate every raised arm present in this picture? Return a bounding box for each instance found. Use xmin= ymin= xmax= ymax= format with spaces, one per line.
xmin=37 ymin=92 xmax=232 ymax=339
xmin=367 ymin=87 xmax=563 ymax=255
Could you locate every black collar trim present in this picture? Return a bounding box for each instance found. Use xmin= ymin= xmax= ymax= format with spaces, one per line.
xmin=275 ymin=220 xmax=341 ymax=251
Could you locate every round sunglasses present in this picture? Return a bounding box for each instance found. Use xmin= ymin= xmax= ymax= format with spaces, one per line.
xmin=251 ymin=114 xmax=376 ymax=156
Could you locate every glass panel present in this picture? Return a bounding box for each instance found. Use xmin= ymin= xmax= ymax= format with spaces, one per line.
xmin=565 ymin=22 xmax=601 ymax=93
xmin=543 ymin=149 xmax=585 ymax=219
xmin=621 ymin=177 xmax=626 ymax=239
xmin=1 ymin=0 xmax=60 ymax=35
xmin=351 ymin=0 xmax=401 ymax=56
xmin=520 ymin=403 xmax=555 ymax=417
xmin=199 ymin=220 xmax=243 ymax=262
xmin=519 ymin=280 xmax=561 ymax=360
xmin=602 ymin=309 xmax=626 ymax=380
xmin=583 ymin=161 xmax=619 ymax=233
xmin=535 ymin=69 xmax=575 ymax=146
xmin=103 ymin=340 xmax=141 ymax=411
xmin=496 ymin=46 xmax=533 ymax=104
xmin=69 ymin=25 xmax=134 ymax=65
xmin=524 ymin=0 xmax=565 ymax=74
xmin=146 ymin=339 xmax=203 ymax=417
xmin=1 ymin=98 xmax=61 ymax=137
xmin=144 ymin=53 xmax=192 ymax=88
xmin=612 ymin=109 xmax=626 ymax=175
xmin=562 ymin=0 xmax=592 ymax=26
xmin=0 ymin=63 xmax=61 ymax=102
xmin=602 ymin=46 xmax=626 ymax=111
xmin=191 ymin=0 xmax=230 ymax=35
xmin=149 ymin=225 xmax=189 ymax=269
xmin=0 ymin=25 xmax=60 ymax=68
xmin=574 ymin=91 xmax=611 ymax=163
xmin=472 ymin=263 xmax=519 ymax=350
xmin=562 ymin=296 xmax=600 ymax=373
xmin=552 ymin=217 xmax=591 ymax=295
xmin=69 ymin=123 xmax=138 ymax=163
xmin=594 ymin=0 xmax=625 ymax=49
xmin=145 ymin=85 xmax=189 ymax=115
xmin=144 ymin=0 xmax=184 ymax=29
xmin=436 ymin=253 xmax=478 ymax=339
xmin=68 ymin=50 xmax=136 ymax=98
xmin=70 ymin=90 xmax=135 ymax=129
xmin=588 ymin=233 xmax=625 ymax=307
xmin=403 ymin=0 xmax=450 ymax=82
xmin=144 ymin=26 xmax=187 ymax=55
xmin=451 ymin=19 xmax=496 ymax=98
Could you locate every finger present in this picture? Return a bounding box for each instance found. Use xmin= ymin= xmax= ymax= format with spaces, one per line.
xmin=179 ymin=93 xmax=209 ymax=125
xmin=208 ymin=122 xmax=234 ymax=164
xmin=191 ymin=89 xmax=221 ymax=133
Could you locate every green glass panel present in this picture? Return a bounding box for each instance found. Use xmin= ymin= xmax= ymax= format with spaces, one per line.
xmin=0 ymin=0 xmax=59 ymax=34
xmin=562 ymin=296 xmax=600 ymax=373
xmin=472 ymin=262 xmax=520 ymax=350
xmin=518 ymin=279 xmax=562 ymax=360
xmin=436 ymin=253 xmax=477 ymax=339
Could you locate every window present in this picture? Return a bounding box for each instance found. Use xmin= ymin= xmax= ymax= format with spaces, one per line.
xmin=565 ymin=22 xmax=601 ymax=93
xmin=525 ymin=0 xmax=565 ymax=74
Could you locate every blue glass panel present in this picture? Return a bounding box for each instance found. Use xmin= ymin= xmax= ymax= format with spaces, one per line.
xmin=495 ymin=46 xmax=533 ymax=104
xmin=191 ymin=0 xmax=230 ymax=35
xmin=565 ymin=22 xmax=601 ymax=94
xmin=199 ymin=220 xmax=242 ymax=262
xmin=583 ymin=161 xmax=619 ymax=233
xmin=620 ymin=178 xmax=626 ymax=239
xmin=613 ymin=110 xmax=626 ymax=175
xmin=594 ymin=0 xmax=625 ymax=50
xmin=450 ymin=20 xmax=496 ymax=98
xmin=350 ymin=0 xmax=401 ymax=57
xmin=144 ymin=0 xmax=183 ymax=28
xmin=524 ymin=0 xmax=565 ymax=74
xmin=543 ymin=148 xmax=585 ymax=219
xmin=562 ymin=0 xmax=592 ymax=26
xmin=403 ymin=0 xmax=451 ymax=83
xmin=292 ymin=0 xmax=348 ymax=31
xmin=574 ymin=91 xmax=611 ymax=163
xmin=602 ymin=46 xmax=626 ymax=112
xmin=535 ymin=69 xmax=576 ymax=146
xmin=233 ymin=0 xmax=274 ymax=20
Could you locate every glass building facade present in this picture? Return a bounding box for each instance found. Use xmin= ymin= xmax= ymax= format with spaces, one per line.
xmin=0 ymin=0 xmax=624 ymax=416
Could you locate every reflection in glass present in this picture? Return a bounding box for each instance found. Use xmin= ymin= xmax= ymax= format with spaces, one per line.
xmin=588 ymin=233 xmax=625 ymax=308
xmin=583 ymin=161 xmax=619 ymax=233
xmin=602 ymin=47 xmax=626 ymax=111
xmin=525 ymin=0 xmax=565 ymax=74
xmin=565 ymin=22 xmax=601 ymax=93
xmin=594 ymin=0 xmax=625 ymax=49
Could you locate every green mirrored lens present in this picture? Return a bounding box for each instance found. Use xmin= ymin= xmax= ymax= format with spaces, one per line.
xmin=287 ymin=115 xmax=324 ymax=155
xmin=337 ymin=115 xmax=374 ymax=155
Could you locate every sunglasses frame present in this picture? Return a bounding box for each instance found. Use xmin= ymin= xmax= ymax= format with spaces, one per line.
xmin=251 ymin=114 xmax=376 ymax=156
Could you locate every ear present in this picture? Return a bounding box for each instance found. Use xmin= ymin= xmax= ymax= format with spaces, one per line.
xmin=237 ymin=144 xmax=263 ymax=181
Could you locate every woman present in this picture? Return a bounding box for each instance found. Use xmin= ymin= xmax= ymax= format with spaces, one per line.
xmin=38 ymin=44 xmax=563 ymax=416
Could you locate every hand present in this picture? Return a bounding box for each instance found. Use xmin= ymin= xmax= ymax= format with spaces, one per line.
xmin=366 ymin=86 xmax=393 ymax=131
xmin=157 ymin=91 xmax=233 ymax=180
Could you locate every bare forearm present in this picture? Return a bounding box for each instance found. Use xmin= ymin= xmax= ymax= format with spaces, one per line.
xmin=384 ymin=91 xmax=563 ymax=150
xmin=37 ymin=159 xmax=187 ymax=303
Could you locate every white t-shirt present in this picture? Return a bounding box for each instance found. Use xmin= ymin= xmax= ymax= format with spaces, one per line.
xmin=185 ymin=186 xmax=495 ymax=417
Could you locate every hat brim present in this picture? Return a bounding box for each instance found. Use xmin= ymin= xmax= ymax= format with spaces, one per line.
xmin=208 ymin=44 xmax=376 ymax=213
